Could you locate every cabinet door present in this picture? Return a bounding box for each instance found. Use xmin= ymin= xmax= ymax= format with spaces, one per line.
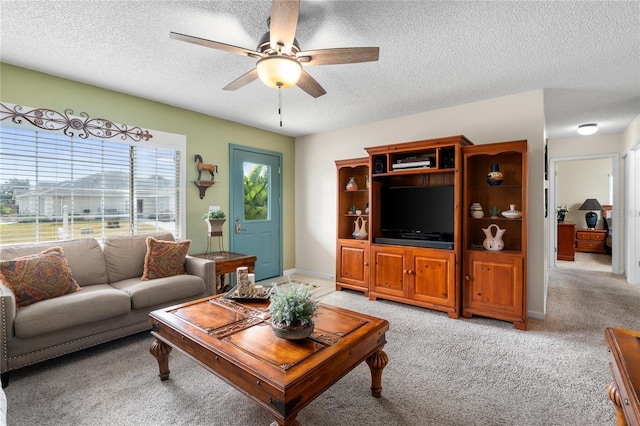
xmin=464 ymin=252 xmax=524 ymax=318
xmin=336 ymin=240 xmax=369 ymax=293
xmin=557 ymin=223 xmax=575 ymax=261
xmin=409 ymin=249 xmax=456 ymax=308
xmin=370 ymin=245 xmax=405 ymax=298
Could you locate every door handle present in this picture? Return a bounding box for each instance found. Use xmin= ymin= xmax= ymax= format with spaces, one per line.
xmin=235 ymin=223 xmax=242 ymax=234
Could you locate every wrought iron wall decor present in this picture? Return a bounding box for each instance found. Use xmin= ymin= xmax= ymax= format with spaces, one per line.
xmin=0 ymin=102 xmax=153 ymax=141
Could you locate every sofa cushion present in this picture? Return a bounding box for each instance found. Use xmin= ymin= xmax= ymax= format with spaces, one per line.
xmin=0 ymin=238 xmax=108 ymax=286
xmin=103 ymin=232 xmax=174 ymax=283
xmin=13 ymin=284 xmax=131 ymax=339
xmin=142 ymin=237 xmax=191 ymax=280
xmin=111 ymin=275 xmax=205 ymax=309
xmin=0 ymin=247 xmax=82 ymax=308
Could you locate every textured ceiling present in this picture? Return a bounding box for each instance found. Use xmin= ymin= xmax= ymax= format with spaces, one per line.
xmin=1 ymin=1 xmax=639 ymax=139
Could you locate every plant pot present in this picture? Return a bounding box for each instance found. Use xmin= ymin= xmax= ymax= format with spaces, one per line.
xmin=205 ymin=218 xmax=226 ymax=237
xmin=271 ymin=322 xmax=314 ymax=340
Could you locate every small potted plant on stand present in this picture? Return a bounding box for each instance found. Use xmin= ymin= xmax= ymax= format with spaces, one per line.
xmin=269 ymin=284 xmax=319 ymax=340
xmin=203 ymin=209 xmax=226 ymax=236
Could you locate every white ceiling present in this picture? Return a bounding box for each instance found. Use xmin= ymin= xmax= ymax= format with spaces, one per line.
xmin=1 ymin=1 xmax=639 ymax=139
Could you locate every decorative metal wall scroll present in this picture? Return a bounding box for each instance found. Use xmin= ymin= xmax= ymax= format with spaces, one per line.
xmin=0 ymin=102 xmax=153 ymax=142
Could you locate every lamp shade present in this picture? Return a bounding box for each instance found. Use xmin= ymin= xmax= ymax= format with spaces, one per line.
xmin=256 ymin=56 xmax=302 ymax=89
xmin=578 ymin=199 xmax=603 ymax=211
xmin=578 ymin=198 xmax=603 ymax=228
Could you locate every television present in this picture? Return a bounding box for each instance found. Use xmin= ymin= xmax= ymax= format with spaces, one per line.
xmin=379 ymin=185 xmax=455 ymax=244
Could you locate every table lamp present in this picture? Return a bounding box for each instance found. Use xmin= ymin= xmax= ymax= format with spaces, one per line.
xmin=578 ymin=198 xmax=603 ymax=229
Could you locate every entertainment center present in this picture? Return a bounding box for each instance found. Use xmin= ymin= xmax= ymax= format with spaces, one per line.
xmin=335 ymin=135 xmax=528 ymax=329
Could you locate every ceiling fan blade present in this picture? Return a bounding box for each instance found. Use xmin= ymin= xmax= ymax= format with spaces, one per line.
xmin=297 ymin=47 xmax=380 ymax=66
xmin=297 ymin=70 xmax=326 ymax=98
xmin=223 ymin=68 xmax=259 ymax=91
xmin=170 ymin=32 xmax=262 ymax=59
xmin=269 ymin=0 xmax=300 ymax=54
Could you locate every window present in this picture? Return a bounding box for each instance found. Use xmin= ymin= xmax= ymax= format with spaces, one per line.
xmin=243 ymin=161 xmax=269 ymax=221
xmin=0 ymin=103 xmax=186 ymax=244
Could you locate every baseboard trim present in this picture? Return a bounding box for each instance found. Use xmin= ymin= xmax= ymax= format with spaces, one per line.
xmin=527 ymin=310 xmax=546 ymax=320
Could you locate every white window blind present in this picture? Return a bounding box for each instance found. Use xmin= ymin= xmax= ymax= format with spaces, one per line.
xmin=0 ymin=121 xmax=185 ymax=244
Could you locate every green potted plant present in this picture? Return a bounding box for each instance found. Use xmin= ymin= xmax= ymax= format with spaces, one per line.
xmin=203 ymin=209 xmax=226 ymax=236
xmin=269 ymin=283 xmax=319 ymax=340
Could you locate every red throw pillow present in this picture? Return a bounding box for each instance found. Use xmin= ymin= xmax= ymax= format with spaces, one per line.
xmin=141 ymin=237 xmax=191 ymax=280
xmin=0 ymin=247 xmax=82 ymax=308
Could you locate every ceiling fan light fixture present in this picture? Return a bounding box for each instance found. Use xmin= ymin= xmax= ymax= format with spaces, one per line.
xmin=577 ymin=123 xmax=598 ymax=135
xmin=256 ymin=56 xmax=302 ymax=89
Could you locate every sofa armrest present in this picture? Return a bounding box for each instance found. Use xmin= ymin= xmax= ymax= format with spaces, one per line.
xmin=184 ymin=256 xmax=216 ymax=296
xmin=0 ymin=284 xmax=16 ymax=374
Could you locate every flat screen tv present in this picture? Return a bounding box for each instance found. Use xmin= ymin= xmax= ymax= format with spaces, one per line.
xmin=380 ymin=185 xmax=455 ymax=242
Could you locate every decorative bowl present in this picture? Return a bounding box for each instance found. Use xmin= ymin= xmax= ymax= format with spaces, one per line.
xmin=501 ymin=209 xmax=522 ymax=219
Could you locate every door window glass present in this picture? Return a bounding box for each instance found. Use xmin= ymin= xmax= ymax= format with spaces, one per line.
xmin=243 ymin=162 xmax=269 ymax=221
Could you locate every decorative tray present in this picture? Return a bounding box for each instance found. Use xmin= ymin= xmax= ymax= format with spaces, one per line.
xmin=223 ymin=284 xmax=275 ymax=301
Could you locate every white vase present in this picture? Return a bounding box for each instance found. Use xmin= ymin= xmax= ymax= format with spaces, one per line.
xmin=353 ymin=216 xmax=368 ymax=240
xmin=346 ymin=177 xmax=358 ymax=191
xmin=482 ymin=224 xmax=506 ymax=251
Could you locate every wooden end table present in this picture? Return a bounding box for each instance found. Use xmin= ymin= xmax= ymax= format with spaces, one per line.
xmin=605 ymin=327 xmax=640 ymax=426
xmin=149 ymin=295 xmax=389 ymax=426
xmin=195 ymin=251 xmax=257 ymax=293
xmin=575 ymin=228 xmax=607 ymax=254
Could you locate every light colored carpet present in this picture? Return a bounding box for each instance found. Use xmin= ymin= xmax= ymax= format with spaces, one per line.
xmin=557 ymin=252 xmax=612 ymax=273
xmin=4 ymin=268 xmax=639 ymax=425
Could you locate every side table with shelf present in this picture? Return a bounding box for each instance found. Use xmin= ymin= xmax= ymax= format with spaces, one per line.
xmin=194 ymin=252 xmax=257 ymax=293
xmin=575 ymin=228 xmax=607 ymax=254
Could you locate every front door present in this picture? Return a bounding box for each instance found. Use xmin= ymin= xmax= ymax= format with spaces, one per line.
xmin=229 ymin=145 xmax=282 ymax=281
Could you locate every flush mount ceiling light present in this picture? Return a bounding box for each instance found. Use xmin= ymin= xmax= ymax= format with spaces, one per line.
xmin=256 ymin=56 xmax=302 ymax=89
xmin=577 ymin=123 xmax=598 ymax=135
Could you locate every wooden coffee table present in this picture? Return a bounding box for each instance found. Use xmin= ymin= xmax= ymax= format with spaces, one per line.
xmin=149 ymin=295 xmax=389 ymax=426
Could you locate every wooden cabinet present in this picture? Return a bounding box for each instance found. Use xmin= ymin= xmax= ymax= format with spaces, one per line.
xmin=461 ymin=140 xmax=528 ymax=330
xmin=335 ymin=158 xmax=370 ymax=294
xmin=575 ymin=228 xmax=607 ymax=254
xmin=334 ymin=137 xmax=528 ymax=329
xmin=336 ymin=240 xmax=370 ymax=295
xmin=365 ymin=136 xmax=470 ymax=317
xmin=370 ymin=245 xmax=458 ymax=317
xmin=463 ymin=251 xmax=525 ymax=328
xmin=557 ymin=222 xmax=575 ymax=261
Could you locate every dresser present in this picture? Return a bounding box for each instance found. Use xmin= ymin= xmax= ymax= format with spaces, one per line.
xmin=557 ymin=222 xmax=575 ymax=261
xmin=575 ymin=228 xmax=607 ymax=254
xmin=605 ymin=328 xmax=640 ymax=426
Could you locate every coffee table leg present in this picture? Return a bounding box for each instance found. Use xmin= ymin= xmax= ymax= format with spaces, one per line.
xmin=366 ymin=349 xmax=389 ymax=398
xmin=269 ymin=417 xmax=301 ymax=426
xmin=150 ymin=339 xmax=172 ymax=381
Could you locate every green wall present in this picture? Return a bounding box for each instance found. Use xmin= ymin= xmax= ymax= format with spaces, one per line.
xmin=0 ymin=63 xmax=296 ymax=269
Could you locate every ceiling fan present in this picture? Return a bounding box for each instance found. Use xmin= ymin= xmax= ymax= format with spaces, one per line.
xmin=170 ymin=0 xmax=379 ymax=98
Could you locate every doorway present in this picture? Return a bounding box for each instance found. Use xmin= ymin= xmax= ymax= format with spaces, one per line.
xmin=229 ymin=144 xmax=282 ymax=281
xmin=548 ymin=153 xmax=621 ymax=274
xmin=626 ymin=146 xmax=640 ymax=285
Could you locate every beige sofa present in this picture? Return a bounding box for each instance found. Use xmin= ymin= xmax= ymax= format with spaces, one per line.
xmin=0 ymin=232 xmax=215 ymax=387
